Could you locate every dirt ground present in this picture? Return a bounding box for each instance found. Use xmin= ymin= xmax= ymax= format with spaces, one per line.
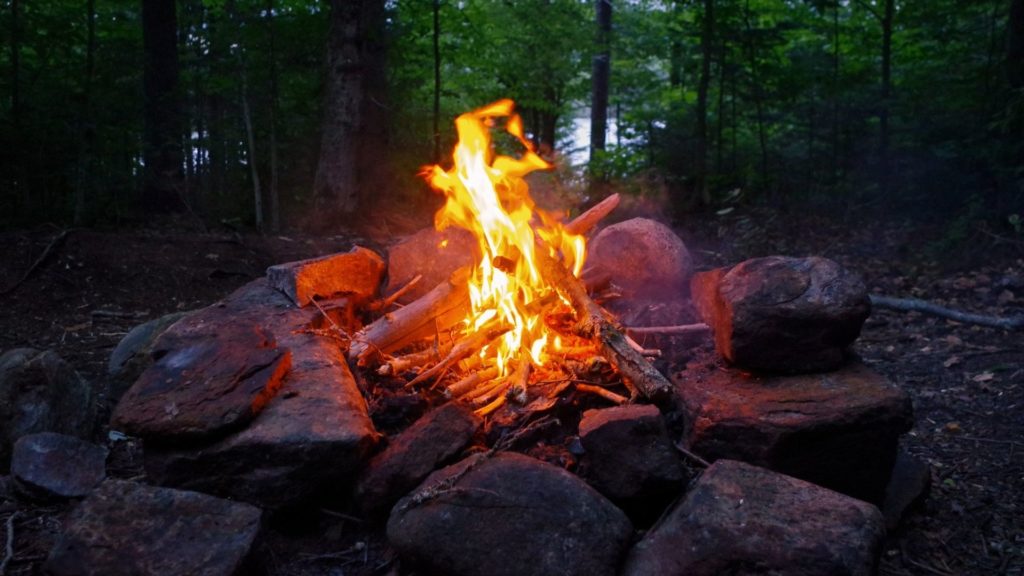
xmin=0 ymin=207 xmax=1021 ymax=576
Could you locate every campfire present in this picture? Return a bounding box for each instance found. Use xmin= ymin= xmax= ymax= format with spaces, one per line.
xmin=348 ymin=100 xmax=673 ymax=417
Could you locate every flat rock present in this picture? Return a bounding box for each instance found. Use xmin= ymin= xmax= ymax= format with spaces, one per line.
xmin=622 ymin=459 xmax=885 ymax=576
xmin=387 ymin=452 xmax=633 ymax=576
xmin=691 ymin=256 xmax=870 ymax=373
xmin=45 ymin=479 xmax=262 ymax=576
xmin=582 ymin=218 xmax=694 ymax=326
xmin=676 ymin=361 xmax=913 ymax=503
xmin=142 ymin=282 xmax=379 ymax=509
xmin=267 ymin=245 xmax=385 ymax=306
xmin=11 ymin=432 xmax=107 ymax=500
xmin=578 ymin=404 xmax=688 ymax=516
xmin=385 ymin=227 xmax=476 ymax=304
xmin=107 ymin=311 xmax=191 ymax=406
xmin=0 ymin=348 xmax=96 ymax=470
xmin=356 ymin=402 xmax=480 ymax=519
xmin=882 ymin=450 xmax=931 ymax=531
xmin=111 ymin=281 xmax=294 ymax=442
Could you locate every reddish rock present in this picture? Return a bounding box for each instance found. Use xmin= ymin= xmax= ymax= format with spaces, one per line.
xmin=578 ymin=404 xmax=688 ymax=515
xmin=267 ymin=245 xmax=385 ymax=306
xmin=143 ymin=336 xmax=379 ymax=510
xmin=356 ymin=402 xmax=481 ymax=519
xmin=46 ymin=479 xmax=262 ymax=576
xmin=385 ymin=227 xmax=476 ymax=304
xmin=106 ymin=311 xmax=191 ymax=406
xmin=675 ymin=361 xmax=913 ymax=503
xmin=690 ymin=256 xmax=870 ymax=373
xmin=110 ymin=322 xmax=291 ymax=442
xmin=1 ymin=348 xmax=97 ymax=470
xmin=621 ymin=459 xmax=885 ymax=576
xmin=387 ymin=452 xmax=633 ymax=576
xmin=11 ymin=432 xmax=107 ymax=500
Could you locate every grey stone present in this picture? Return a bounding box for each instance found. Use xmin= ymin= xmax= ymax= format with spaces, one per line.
xmin=388 ymin=452 xmax=633 ymax=576
xmin=385 ymin=227 xmax=476 ymax=304
xmin=45 ymin=479 xmax=262 ymax=576
xmin=0 ymin=348 xmax=96 ymax=470
xmin=11 ymin=432 xmax=107 ymax=499
xmin=622 ymin=459 xmax=886 ymax=576
xmin=675 ymin=361 xmax=913 ymax=504
xmin=356 ymin=402 xmax=480 ymax=519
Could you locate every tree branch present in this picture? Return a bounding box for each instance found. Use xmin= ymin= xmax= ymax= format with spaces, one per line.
xmin=869 ymin=294 xmax=1024 ymax=331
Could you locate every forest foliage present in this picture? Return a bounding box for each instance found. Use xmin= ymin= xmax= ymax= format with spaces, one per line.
xmin=0 ymin=0 xmax=1021 ymax=230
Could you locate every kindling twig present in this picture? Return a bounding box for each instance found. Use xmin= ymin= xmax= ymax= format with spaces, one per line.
xmin=310 ymin=297 xmax=350 ymax=340
xmin=674 ymin=442 xmax=711 ymax=468
xmin=405 ymin=321 xmax=511 ymax=388
xmin=0 ymin=512 xmax=19 ymax=576
xmin=369 ymin=274 xmax=422 ymax=312
xmin=575 ymin=383 xmax=628 ymax=404
xmin=625 ymin=323 xmax=711 ymax=336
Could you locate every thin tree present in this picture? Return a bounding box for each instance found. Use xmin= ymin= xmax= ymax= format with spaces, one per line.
xmin=266 ymin=0 xmax=281 ymax=231
xmin=855 ymin=0 xmax=895 ymax=195
xmin=695 ymin=0 xmax=715 ymax=206
xmin=142 ymin=0 xmax=184 ymax=212
xmin=590 ymin=0 xmax=612 ymax=166
xmin=74 ymin=0 xmax=98 ymax=225
xmin=1010 ymin=0 xmax=1024 ymax=89
xmin=432 ymin=0 xmax=442 ymax=163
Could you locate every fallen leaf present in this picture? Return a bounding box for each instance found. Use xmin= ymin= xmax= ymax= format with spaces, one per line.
xmin=972 ymin=372 xmax=995 ymax=383
xmin=944 ymin=422 xmax=962 ymax=434
xmin=943 ymin=356 xmax=962 ymax=368
xmin=997 ymin=290 xmax=1015 ymax=305
xmin=945 ymin=335 xmax=963 ymax=347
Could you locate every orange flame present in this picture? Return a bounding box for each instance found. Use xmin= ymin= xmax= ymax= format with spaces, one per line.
xmin=424 ymin=99 xmax=586 ymax=379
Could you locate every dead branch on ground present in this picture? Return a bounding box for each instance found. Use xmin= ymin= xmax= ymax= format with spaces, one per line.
xmin=564 ymin=193 xmax=621 ymax=236
xmin=1 ymin=512 xmax=18 ymax=576
xmin=2 ymin=230 xmax=71 ymax=296
xmin=869 ymin=295 xmax=1024 ymax=331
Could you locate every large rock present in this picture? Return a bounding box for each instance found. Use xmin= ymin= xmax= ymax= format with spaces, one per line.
xmin=582 ymin=218 xmax=694 ymax=327
xmin=45 ymin=479 xmax=262 ymax=576
xmin=385 ymin=227 xmax=476 ymax=304
xmin=11 ymin=432 xmax=107 ymax=500
xmin=110 ymin=314 xmax=292 ymax=442
xmin=578 ymin=404 xmax=688 ymax=515
xmin=691 ymin=256 xmax=870 ymax=373
xmin=622 ymin=460 xmax=885 ymax=576
xmin=140 ymin=281 xmax=379 ymax=509
xmin=388 ymin=452 xmax=633 ymax=576
xmin=675 ymin=361 xmax=913 ymax=504
xmin=356 ymin=402 xmax=480 ymax=519
xmin=267 ymin=245 xmax=385 ymax=307
xmin=0 ymin=348 xmax=96 ymax=470
xmin=106 ymin=311 xmax=190 ymax=406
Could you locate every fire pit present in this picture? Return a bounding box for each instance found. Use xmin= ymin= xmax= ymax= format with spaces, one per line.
xmin=43 ymin=100 xmax=921 ymax=576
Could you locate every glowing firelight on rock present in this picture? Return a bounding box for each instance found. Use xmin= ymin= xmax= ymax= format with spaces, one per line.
xmin=424 ymin=99 xmax=586 ymax=379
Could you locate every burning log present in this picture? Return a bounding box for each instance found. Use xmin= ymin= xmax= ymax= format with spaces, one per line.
xmin=377 ymin=340 xmax=452 ymax=377
xmin=349 ymin=268 xmax=470 ymax=365
xmin=405 ymin=321 xmax=512 ymax=389
xmin=535 ymin=246 xmax=675 ymax=404
xmin=564 ymin=193 xmax=621 ymax=237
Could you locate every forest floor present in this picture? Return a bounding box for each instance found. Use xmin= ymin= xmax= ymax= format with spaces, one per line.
xmin=0 ymin=206 xmax=1021 ymax=576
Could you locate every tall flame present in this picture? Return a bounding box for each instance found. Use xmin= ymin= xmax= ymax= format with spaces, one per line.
xmin=424 ymin=99 xmax=586 ymax=379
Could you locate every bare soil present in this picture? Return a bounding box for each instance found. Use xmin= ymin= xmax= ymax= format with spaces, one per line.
xmin=0 ymin=209 xmax=1021 ymax=576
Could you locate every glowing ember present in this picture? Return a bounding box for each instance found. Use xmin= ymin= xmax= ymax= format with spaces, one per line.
xmin=424 ymin=99 xmax=586 ymax=383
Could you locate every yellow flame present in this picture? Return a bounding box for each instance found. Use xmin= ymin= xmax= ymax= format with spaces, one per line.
xmin=424 ymin=99 xmax=586 ymax=379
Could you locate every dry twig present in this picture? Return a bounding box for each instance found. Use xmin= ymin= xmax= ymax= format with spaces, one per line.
xmin=1 ymin=512 xmax=19 ymax=576
xmin=625 ymin=323 xmax=711 ymax=336
xmin=1 ymin=230 xmax=70 ymax=296
xmin=405 ymin=321 xmax=511 ymax=388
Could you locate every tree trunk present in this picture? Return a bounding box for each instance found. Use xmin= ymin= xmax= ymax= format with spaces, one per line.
xmin=743 ymin=0 xmax=768 ymax=188
xmin=879 ymin=0 xmax=894 ymax=196
xmin=695 ymin=0 xmax=715 ymax=206
xmin=267 ymin=0 xmax=281 ymax=232
xmin=1009 ymin=0 xmax=1024 ymax=88
xmin=832 ymin=0 xmax=841 ymax=184
xmin=74 ymin=0 xmax=97 ymax=225
xmin=716 ymin=45 xmax=726 ymax=174
xmin=432 ymin=0 xmax=442 ymax=163
xmin=10 ymin=0 xmax=19 ymax=121
xmin=142 ymin=0 xmax=184 ymax=213
xmin=590 ymin=0 xmax=612 ymax=163
xmin=238 ymin=50 xmax=263 ymax=232
xmin=314 ymin=0 xmax=387 ymax=226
